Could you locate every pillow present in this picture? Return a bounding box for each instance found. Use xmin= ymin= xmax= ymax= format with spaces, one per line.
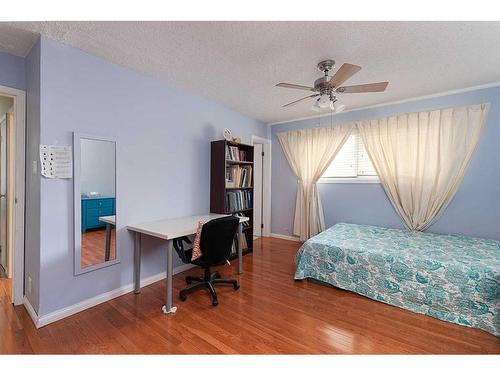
xmin=191 ymin=221 xmax=205 ymax=261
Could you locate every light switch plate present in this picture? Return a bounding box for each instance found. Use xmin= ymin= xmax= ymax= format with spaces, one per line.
xmin=27 ymin=276 xmax=32 ymax=294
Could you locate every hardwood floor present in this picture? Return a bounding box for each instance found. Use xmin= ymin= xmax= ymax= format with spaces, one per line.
xmin=81 ymin=228 xmax=116 ymax=268
xmin=1 ymin=237 xmax=499 ymax=354
xmin=0 ymin=264 xmax=6 ymax=278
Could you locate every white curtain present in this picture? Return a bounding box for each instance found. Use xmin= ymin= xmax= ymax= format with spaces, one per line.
xmin=357 ymin=103 xmax=489 ymax=231
xmin=277 ymin=124 xmax=354 ymax=240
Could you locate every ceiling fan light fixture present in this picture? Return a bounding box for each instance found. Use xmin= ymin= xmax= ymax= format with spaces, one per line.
xmin=276 ymin=60 xmax=389 ymax=110
xmin=312 ymin=98 xmax=335 ymax=112
xmin=317 ymin=94 xmax=331 ymax=108
xmin=333 ymin=100 xmax=346 ymax=113
xmin=311 ymin=99 xmax=321 ymax=112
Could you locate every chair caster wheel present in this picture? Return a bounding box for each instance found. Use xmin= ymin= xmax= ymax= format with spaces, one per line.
xmin=179 ymin=291 xmax=188 ymax=301
xmin=233 ymin=283 xmax=240 ymax=290
xmin=185 ymin=276 xmax=193 ymax=284
xmin=212 ymin=299 xmax=219 ymax=306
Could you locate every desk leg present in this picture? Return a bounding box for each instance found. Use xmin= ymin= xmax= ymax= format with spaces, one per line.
xmin=161 ymin=239 xmax=177 ymax=314
xmin=237 ymin=223 xmax=243 ymax=275
xmin=134 ymin=232 xmax=141 ymax=294
xmin=104 ymin=223 xmax=112 ymax=262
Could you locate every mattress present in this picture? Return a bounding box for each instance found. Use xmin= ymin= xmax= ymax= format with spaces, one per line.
xmin=294 ymin=223 xmax=500 ymax=336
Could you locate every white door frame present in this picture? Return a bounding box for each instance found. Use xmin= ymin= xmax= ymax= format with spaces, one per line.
xmin=251 ymin=135 xmax=271 ymax=237
xmin=0 ymin=84 xmax=26 ymax=306
xmin=0 ymin=114 xmax=7 ymax=273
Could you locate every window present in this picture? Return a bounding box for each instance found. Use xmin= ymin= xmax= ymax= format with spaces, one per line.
xmin=320 ymin=131 xmax=379 ymax=183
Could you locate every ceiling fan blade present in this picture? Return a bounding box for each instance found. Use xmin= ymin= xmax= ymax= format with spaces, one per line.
xmin=283 ymin=94 xmax=319 ymax=107
xmin=337 ymin=82 xmax=389 ymax=93
xmin=276 ymin=83 xmax=316 ymax=92
xmin=327 ymin=63 xmax=362 ymax=88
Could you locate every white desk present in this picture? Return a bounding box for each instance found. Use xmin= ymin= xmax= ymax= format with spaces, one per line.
xmin=99 ymin=215 xmax=115 ymax=262
xmin=127 ymin=213 xmax=249 ymax=314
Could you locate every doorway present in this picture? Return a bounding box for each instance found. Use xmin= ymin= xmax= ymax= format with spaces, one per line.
xmin=0 ymin=86 xmax=26 ymax=306
xmin=251 ymin=136 xmax=271 ymax=238
xmin=0 ymin=96 xmax=13 ymax=279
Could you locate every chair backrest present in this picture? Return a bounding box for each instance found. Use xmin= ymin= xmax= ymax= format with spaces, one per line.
xmin=200 ymin=216 xmax=239 ymax=265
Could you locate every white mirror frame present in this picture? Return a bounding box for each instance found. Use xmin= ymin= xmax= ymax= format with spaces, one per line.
xmin=73 ymin=132 xmax=119 ymax=275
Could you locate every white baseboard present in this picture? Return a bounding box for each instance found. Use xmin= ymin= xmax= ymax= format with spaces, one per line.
xmin=270 ymin=232 xmax=302 ymax=242
xmin=23 ymin=296 xmax=39 ymax=326
xmin=24 ymin=263 xmax=197 ymax=329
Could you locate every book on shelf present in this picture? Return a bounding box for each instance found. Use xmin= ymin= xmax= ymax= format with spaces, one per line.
xmin=225 ymin=189 xmax=252 ymax=212
xmin=212 ymin=139 xmax=253 ymax=254
xmin=225 ymin=145 xmax=250 ymax=162
xmin=231 ymin=226 xmax=251 ymax=254
xmin=231 ymin=240 xmax=237 ymax=256
xmin=225 ymin=165 xmax=252 ymax=188
xmin=239 ymin=231 xmax=248 ymax=250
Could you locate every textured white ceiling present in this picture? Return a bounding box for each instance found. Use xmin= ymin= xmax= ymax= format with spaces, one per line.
xmin=0 ymin=24 xmax=39 ymax=57
xmin=1 ymin=21 xmax=500 ymax=124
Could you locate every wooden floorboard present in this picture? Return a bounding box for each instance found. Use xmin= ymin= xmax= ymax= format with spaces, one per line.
xmin=81 ymin=228 xmax=116 ymax=268
xmin=0 ymin=264 xmax=7 ymax=278
xmin=0 ymin=237 xmax=499 ymax=354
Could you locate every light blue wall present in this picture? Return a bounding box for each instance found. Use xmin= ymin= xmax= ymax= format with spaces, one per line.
xmin=34 ymin=36 xmax=267 ymax=315
xmin=0 ymin=51 xmax=26 ymax=90
xmin=24 ymin=39 xmax=41 ymax=311
xmin=271 ymin=86 xmax=500 ymax=241
xmin=0 ymin=49 xmax=42 ymax=311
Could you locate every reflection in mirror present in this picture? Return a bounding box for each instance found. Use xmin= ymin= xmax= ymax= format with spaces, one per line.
xmin=80 ymin=138 xmax=116 ymax=269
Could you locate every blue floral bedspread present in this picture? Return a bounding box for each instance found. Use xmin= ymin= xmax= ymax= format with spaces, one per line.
xmin=294 ymin=223 xmax=500 ymax=336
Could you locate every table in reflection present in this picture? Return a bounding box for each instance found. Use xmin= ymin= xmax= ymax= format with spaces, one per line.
xmin=99 ymin=215 xmax=116 ymax=262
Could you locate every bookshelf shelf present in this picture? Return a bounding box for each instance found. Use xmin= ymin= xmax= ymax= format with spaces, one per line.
xmin=227 ymin=208 xmax=253 ymax=214
xmin=226 ymin=160 xmax=254 ymax=165
xmin=225 ymin=187 xmax=253 ymax=190
xmin=210 ymin=140 xmax=254 ymax=256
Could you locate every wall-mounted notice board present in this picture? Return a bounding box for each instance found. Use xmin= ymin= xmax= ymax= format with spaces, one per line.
xmin=39 ymin=145 xmax=73 ymax=179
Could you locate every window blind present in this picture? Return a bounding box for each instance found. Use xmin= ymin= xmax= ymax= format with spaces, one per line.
xmin=356 ymin=133 xmax=377 ymax=176
xmin=322 ymin=131 xmax=377 ymax=179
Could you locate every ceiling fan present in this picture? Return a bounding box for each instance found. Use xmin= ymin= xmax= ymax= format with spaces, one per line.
xmin=276 ymin=59 xmax=388 ymax=113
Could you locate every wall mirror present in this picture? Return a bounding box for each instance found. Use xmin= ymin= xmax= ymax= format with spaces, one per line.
xmin=73 ymin=133 xmax=118 ymax=275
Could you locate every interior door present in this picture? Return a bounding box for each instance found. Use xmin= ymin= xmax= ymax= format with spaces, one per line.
xmin=0 ymin=115 xmax=6 ymax=273
xmin=253 ymin=143 xmax=263 ymax=238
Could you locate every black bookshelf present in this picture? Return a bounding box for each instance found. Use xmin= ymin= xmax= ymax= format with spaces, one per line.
xmin=210 ymin=140 xmax=254 ymax=258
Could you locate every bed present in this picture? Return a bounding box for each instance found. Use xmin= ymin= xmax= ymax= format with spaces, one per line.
xmin=294 ymin=223 xmax=500 ymax=337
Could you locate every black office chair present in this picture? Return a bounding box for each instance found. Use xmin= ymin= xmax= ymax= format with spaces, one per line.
xmin=173 ymin=216 xmax=240 ymax=306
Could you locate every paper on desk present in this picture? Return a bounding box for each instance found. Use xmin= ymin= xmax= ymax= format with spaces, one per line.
xmin=39 ymin=145 xmax=73 ymax=178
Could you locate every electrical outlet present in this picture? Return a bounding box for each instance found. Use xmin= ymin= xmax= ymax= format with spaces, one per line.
xmin=27 ymin=276 xmax=32 ymax=294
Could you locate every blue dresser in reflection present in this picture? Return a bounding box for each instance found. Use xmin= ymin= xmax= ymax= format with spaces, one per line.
xmin=81 ymin=197 xmax=115 ymax=232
